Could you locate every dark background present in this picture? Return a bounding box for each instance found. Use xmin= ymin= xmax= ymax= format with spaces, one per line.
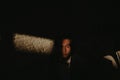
xmin=15 ymin=6 xmax=120 ymax=54
xmin=0 ymin=1 xmax=120 ymax=80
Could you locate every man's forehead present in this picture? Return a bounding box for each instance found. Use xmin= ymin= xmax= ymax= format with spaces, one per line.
xmin=62 ymin=39 xmax=71 ymax=45
xmin=63 ymin=39 xmax=70 ymax=42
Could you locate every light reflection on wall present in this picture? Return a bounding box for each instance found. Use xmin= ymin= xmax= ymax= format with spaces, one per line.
xmin=13 ymin=33 xmax=54 ymax=54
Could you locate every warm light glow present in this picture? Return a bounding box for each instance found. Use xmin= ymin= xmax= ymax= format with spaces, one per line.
xmin=13 ymin=33 xmax=54 ymax=54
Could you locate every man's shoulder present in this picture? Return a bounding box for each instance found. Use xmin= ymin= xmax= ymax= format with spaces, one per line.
xmin=72 ymin=53 xmax=88 ymax=61
xmin=71 ymin=53 xmax=89 ymax=67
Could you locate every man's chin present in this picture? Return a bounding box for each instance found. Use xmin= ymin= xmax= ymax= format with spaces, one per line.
xmin=63 ymin=55 xmax=68 ymax=58
xmin=63 ymin=55 xmax=70 ymax=59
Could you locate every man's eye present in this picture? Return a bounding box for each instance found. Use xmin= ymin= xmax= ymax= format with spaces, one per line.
xmin=67 ymin=46 xmax=70 ymax=48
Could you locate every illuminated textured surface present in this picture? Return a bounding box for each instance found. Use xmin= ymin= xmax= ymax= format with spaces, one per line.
xmin=13 ymin=33 xmax=54 ymax=54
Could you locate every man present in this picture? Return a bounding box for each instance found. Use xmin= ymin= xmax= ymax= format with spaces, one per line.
xmin=55 ymin=36 xmax=90 ymax=80
xmin=61 ymin=38 xmax=72 ymax=67
xmin=49 ymin=35 xmax=91 ymax=80
xmin=55 ymin=38 xmax=72 ymax=80
xmin=48 ymin=37 xmax=71 ymax=80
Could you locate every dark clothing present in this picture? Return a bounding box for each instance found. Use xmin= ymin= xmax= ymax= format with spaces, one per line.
xmin=49 ymin=53 xmax=119 ymax=80
xmin=56 ymin=59 xmax=70 ymax=80
xmin=49 ymin=53 xmax=90 ymax=80
xmin=49 ymin=55 xmax=70 ymax=80
xmin=90 ymin=57 xmax=119 ymax=80
xmin=99 ymin=58 xmax=119 ymax=80
xmin=71 ymin=53 xmax=90 ymax=80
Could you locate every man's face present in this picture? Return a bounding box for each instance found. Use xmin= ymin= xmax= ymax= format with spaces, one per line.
xmin=62 ymin=39 xmax=71 ymax=58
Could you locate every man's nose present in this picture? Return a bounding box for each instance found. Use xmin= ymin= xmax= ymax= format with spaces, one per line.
xmin=64 ymin=48 xmax=67 ymax=52
xmin=65 ymin=48 xmax=66 ymax=52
